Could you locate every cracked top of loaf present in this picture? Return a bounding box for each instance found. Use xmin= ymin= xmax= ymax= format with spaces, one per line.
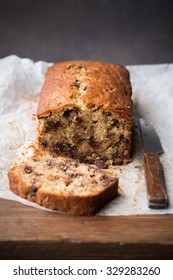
xmin=37 ymin=60 xmax=132 ymax=119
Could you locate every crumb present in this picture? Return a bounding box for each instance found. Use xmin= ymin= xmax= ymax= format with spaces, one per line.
xmin=16 ymin=157 xmax=22 ymax=161
xmin=32 ymin=114 xmax=36 ymax=121
xmin=118 ymin=186 xmax=123 ymax=193
xmin=134 ymin=164 xmax=141 ymax=168
xmin=132 ymin=196 xmax=136 ymax=203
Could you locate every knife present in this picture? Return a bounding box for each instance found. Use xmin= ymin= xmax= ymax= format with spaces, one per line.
xmin=139 ymin=118 xmax=168 ymax=209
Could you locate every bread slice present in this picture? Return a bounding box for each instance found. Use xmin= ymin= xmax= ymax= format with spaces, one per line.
xmin=37 ymin=61 xmax=133 ymax=166
xmin=8 ymin=153 xmax=118 ymax=215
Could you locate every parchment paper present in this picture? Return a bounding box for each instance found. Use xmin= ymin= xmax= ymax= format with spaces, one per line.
xmin=0 ymin=55 xmax=173 ymax=215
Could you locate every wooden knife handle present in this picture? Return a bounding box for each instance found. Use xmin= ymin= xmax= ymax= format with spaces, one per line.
xmin=144 ymin=153 xmax=168 ymax=209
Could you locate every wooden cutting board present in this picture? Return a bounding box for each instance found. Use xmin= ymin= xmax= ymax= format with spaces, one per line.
xmin=1 ymin=198 xmax=173 ymax=259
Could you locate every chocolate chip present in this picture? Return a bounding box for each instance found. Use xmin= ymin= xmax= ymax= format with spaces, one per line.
xmin=107 ymin=133 xmax=115 ymax=139
xmin=89 ymin=104 xmax=98 ymax=111
xmin=112 ymin=152 xmax=118 ymax=159
xmin=95 ymin=160 xmax=108 ymax=169
xmin=55 ymin=143 xmax=66 ymax=152
xmin=63 ymin=108 xmax=79 ymax=119
xmin=69 ymin=173 xmax=80 ymax=178
xmin=46 ymin=160 xmax=55 ymax=166
xmin=71 ymin=80 xmax=80 ymax=88
xmin=100 ymin=175 xmax=115 ymax=185
xmin=42 ymin=140 xmax=48 ymax=147
xmin=45 ymin=120 xmax=60 ymax=132
xmin=72 ymin=133 xmax=80 ymax=142
xmin=104 ymin=111 xmax=112 ymax=116
xmin=83 ymin=86 xmax=93 ymax=91
xmin=24 ymin=166 xmax=33 ymax=174
xmin=113 ymin=158 xmax=123 ymax=165
xmin=65 ymin=177 xmax=72 ymax=186
xmin=35 ymin=173 xmax=43 ymax=176
xmin=30 ymin=193 xmax=36 ymax=199
xmin=69 ymin=144 xmax=77 ymax=151
xmin=75 ymin=117 xmax=82 ymax=123
xmin=89 ymin=136 xmax=99 ymax=148
xmin=51 ymin=152 xmax=58 ymax=158
xmin=30 ymin=185 xmax=38 ymax=193
xmin=63 ymin=109 xmax=73 ymax=118
xmin=55 ymin=121 xmax=60 ymax=129
xmin=112 ymin=152 xmax=123 ymax=164
xmin=67 ymin=65 xmax=74 ymax=70
xmin=119 ymin=134 xmax=125 ymax=140
xmin=54 ymin=143 xmax=77 ymax=159
xmin=120 ymin=135 xmax=129 ymax=144
xmin=85 ymin=159 xmax=94 ymax=165
xmin=112 ymin=119 xmax=120 ymax=128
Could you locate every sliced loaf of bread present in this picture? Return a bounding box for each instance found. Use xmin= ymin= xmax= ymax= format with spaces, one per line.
xmin=37 ymin=61 xmax=133 ymax=166
xmin=8 ymin=153 xmax=118 ymax=215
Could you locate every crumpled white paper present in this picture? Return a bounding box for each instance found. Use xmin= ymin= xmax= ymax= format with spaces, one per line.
xmin=0 ymin=55 xmax=173 ymax=215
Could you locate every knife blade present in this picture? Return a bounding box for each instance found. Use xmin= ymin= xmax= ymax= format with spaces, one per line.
xmin=139 ymin=118 xmax=168 ymax=209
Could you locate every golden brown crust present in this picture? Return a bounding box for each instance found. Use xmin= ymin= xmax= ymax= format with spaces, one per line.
xmin=8 ymin=168 xmax=30 ymax=199
xmin=37 ymin=60 xmax=132 ymax=119
xmin=36 ymin=184 xmax=117 ymax=215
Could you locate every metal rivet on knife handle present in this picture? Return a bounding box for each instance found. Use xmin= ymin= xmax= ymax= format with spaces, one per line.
xmin=144 ymin=152 xmax=168 ymax=209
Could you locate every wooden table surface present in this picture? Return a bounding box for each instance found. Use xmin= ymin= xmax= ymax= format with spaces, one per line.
xmin=0 ymin=198 xmax=173 ymax=260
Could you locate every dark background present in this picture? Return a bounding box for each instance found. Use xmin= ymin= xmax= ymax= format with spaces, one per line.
xmin=0 ymin=0 xmax=173 ymax=65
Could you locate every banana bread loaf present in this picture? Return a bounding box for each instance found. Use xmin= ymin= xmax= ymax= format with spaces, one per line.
xmin=37 ymin=61 xmax=133 ymax=166
xmin=8 ymin=153 xmax=118 ymax=215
